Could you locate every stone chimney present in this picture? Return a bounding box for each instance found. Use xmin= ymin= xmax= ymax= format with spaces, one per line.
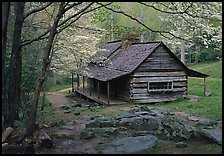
xmin=121 ymin=34 xmax=140 ymax=49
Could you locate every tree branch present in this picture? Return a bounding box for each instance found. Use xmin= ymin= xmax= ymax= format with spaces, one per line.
xmin=96 ymin=2 xmax=190 ymax=42
xmin=24 ymin=2 xmax=53 ymax=19
xmin=57 ymin=2 xmax=113 ymax=35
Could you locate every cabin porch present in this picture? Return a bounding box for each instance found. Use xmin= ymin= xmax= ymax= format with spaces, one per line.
xmin=72 ymin=74 xmax=129 ymax=105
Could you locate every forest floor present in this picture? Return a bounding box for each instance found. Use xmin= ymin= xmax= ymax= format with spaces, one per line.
xmin=35 ymin=90 xmax=222 ymax=154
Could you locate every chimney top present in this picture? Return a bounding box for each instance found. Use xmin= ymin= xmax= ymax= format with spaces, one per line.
xmin=121 ymin=34 xmax=140 ymax=49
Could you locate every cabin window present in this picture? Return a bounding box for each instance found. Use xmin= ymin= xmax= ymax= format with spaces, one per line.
xmin=148 ymin=81 xmax=173 ymax=92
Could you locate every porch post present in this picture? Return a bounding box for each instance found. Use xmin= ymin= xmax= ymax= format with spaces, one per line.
xmin=89 ymin=79 xmax=92 ymax=96
xmin=77 ymin=74 xmax=79 ymax=90
xmin=204 ymin=77 xmax=206 ymax=96
xmin=83 ymin=76 xmax=85 ymax=93
xmin=97 ymin=81 xmax=100 ymax=99
xmin=71 ymin=73 xmax=74 ymax=92
xmin=107 ymin=81 xmax=110 ymax=105
xmin=186 ymin=76 xmax=188 ymax=95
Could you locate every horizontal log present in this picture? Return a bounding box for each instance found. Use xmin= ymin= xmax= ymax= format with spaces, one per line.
xmin=173 ymin=81 xmax=187 ymax=87
xmin=132 ymin=98 xmax=178 ymax=104
xmin=131 ymin=83 xmax=148 ymax=88
xmin=130 ymin=77 xmax=187 ymax=83
xmin=135 ymin=66 xmax=183 ymax=72
xmin=150 ymin=52 xmax=171 ymax=58
xmin=141 ymin=61 xmax=179 ymax=66
xmin=131 ymin=95 xmax=185 ymax=100
xmin=132 ymin=71 xmax=186 ymax=77
xmin=130 ymin=90 xmax=187 ymax=96
xmin=131 ymin=87 xmax=187 ymax=94
xmin=139 ymin=63 xmax=183 ymax=69
xmin=2 ymin=127 xmax=13 ymax=143
xmin=146 ymin=57 xmax=175 ymax=62
xmin=135 ymin=68 xmax=183 ymax=72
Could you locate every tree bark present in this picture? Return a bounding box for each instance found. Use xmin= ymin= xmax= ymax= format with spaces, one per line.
xmin=26 ymin=2 xmax=65 ymax=137
xmin=7 ymin=2 xmax=25 ymax=127
xmin=2 ymin=2 xmax=10 ymax=128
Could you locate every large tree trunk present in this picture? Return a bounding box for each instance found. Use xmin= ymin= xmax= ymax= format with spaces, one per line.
xmin=26 ymin=2 xmax=65 ymax=137
xmin=2 ymin=2 xmax=11 ymax=127
xmin=7 ymin=2 xmax=25 ymax=127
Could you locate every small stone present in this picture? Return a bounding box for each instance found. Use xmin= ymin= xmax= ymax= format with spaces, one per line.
xmin=74 ymin=112 xmax=80 ymax=115
xmin=61 ymin=126 xmax=76 ymax=130
xmin=74 ymin=103 xmax=82 ymax=107
xmin=64 ymin=110 xmax=71 ymax=113
xmin=176 ymin=142 xmax=188 ymax=148
xmin=205 ymin=92 xmax=212 ymax=96
xmin=43 ymin=124 xmax=49 ymax=128
xmin=188 ymin=116 xmax=199 ymax=122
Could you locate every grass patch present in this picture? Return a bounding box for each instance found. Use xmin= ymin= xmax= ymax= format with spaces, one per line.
xmin=37 ymin=95 xmax=60 ymax=125
xmin=150 ymin=61 xmax=222 ymax=120
xmin=188 ymin=61 xmax=222 ymax=79
xmin=141 ymin=141 xmax=222 ymax=154
xmin=47 ymin=84 xmax=71 ymax=92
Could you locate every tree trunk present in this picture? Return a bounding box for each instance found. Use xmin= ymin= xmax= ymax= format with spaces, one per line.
xmin=140 ymin=8 xmax=144 ymax=43
xmin=110 ymin=13 xmax=114 ymax=41
xmin=7 ymin=2 xmax=25 ymax=127
xmin=2 ymin=2 xmax=10 ymax=128
xmin=180 ymin=38 xmax=186 ymax=64
xmin=26 ymin=2 xmax=65 ymax=137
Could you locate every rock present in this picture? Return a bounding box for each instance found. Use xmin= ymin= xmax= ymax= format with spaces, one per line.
xmin=199 ymin=129 xmax=222 ymax=145
xmin=159 ymin=115 xmax=191 ymax=140
xmin=74 ymin=103 xmax=82 ymax=107
xmin=81 ymin=127 xmax=117 ymax=138
xmin=86 ymin=117 xmax=117 ymax=128
xmin=205 ymin=92 xmax=212 ymax=96
xmin=42 ymin=124 xmax=49 ymax=128
xmin=196 ymin=119 xmax=216 ymax=126
xmin=74 ymin=112 xmax=80 ymax=115
xmin=64 ymin=110 xmax=71 ymax=113
xmin=101 ymin=134 xmax=158 ymax=154
xmin=81 ymin=103 xmax=90 ymax=107
xmin=151 ymin=108 xmax=169 ymax=116
xmin=188 ymin=116 xmax=199 ymax=122
xmin=80 ymin=129 xmax=95 ymax=139
xmin=61 ymin=126 xmax=76 ymax=130
xmin=40 ymin=133 xmax=54 ymax=148
xmin=176 ymin=142 xmax=188 ymax=148
xmin=119 ymin=116 xmax=160 ymax=131
xmin=134 ymin=111 xmax=150 ymax=116
xmin=139 ymin=106 xmax=152 ymax=112
xmin=61 ymin=105 xmax=70 ymax=110
xmin=115 ymin=113 xmax=136 ymax=120
xmin=133 ymin=131 xmax=152 ymax=137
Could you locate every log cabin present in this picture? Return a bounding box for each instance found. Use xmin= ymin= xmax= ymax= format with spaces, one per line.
xmin=73 ymin=37 xmax=209 ymax=104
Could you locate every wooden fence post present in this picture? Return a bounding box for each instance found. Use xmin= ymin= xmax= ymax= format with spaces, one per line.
xmin=97 ymin=81 xmax=100 ymax=100
xmin=107 ymin=81 xmax=110 ymax=105
xmin=204 ymin=77 xmax=206 ymax=96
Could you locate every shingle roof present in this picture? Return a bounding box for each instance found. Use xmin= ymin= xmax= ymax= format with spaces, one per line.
xmin=76 ymin=41 xmax=161 ymax=81
xmin=76 ymin=41 xmax=208 ymax=81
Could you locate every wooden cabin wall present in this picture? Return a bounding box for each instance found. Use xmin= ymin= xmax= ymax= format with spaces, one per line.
xmin=130 ymin=45 xmax=187 ymax=103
